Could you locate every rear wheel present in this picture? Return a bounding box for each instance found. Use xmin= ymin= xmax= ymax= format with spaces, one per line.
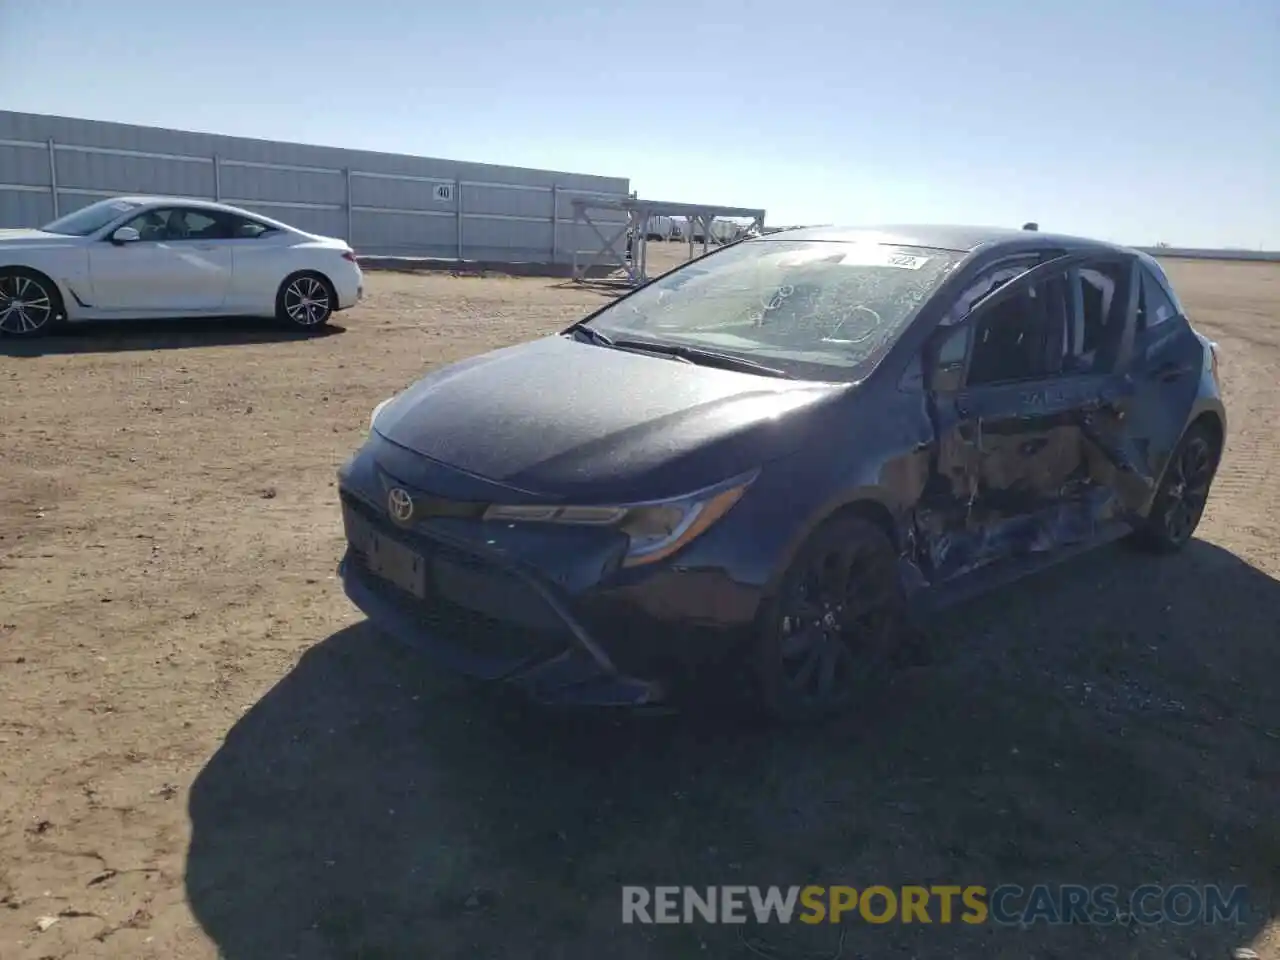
xmin=0 ymin=268 xmax=63 ymax=337
xmin=755 ymin=514 xmax=907 ymax=723
xmin=1130 ymin=422 xmax=1219 ymax=553
xmin=276 ymin=272 xmax=335 ymax=329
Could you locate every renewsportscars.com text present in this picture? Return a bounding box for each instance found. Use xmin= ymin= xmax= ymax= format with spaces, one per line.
xmin=621 ymin=884 xmax=1249 ymax=926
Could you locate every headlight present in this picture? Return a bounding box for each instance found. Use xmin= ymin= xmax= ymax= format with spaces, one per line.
xmin=482 ymin=470 xmax=758 ymax=567
xmin=369 ymin=397 xmax=393 ymax=431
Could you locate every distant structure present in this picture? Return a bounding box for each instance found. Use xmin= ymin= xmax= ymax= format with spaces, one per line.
xmin=0 ymin=110 xmax=632 ymax=265
xmin=571 ymin=197 xmax=766 ymax=285
xmin=1022 ymin=222 xmax=1039 ymax=231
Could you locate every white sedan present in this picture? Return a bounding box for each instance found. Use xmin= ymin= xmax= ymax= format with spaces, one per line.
xmin=0 ymin=196 xmax=364 ymax=337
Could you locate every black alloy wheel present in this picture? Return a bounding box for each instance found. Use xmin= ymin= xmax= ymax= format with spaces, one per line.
xmin=1133 ymin=423 xmax=1219 ymax=553
xmin=757 ymin=514 xmax=907 ymax=722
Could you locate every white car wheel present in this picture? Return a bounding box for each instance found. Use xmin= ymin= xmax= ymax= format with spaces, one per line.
xmin=0 ymin=269 xmax=60 ymax=337
xmin=278 ymin=273 xmax=334 ymax=328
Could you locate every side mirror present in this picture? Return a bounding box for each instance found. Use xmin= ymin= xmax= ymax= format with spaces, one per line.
xmin=110 ymin=226 xmax=141 ymax=245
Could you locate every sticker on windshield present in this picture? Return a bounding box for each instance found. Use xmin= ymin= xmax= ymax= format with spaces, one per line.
xmin=885 ymin=253 xmax=930 ymax=269
xmin=108 ymin=201 xmax=135 ymax=212
xmin=839 ymin=247 xmax=932 ymax=270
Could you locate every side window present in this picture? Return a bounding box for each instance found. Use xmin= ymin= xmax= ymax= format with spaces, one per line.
xmin=967 ymin=277 xmax=1061 ymax=386
xmin=118 ymin=208 xmax=230 ymax=242
xmin=923 ymin=323 xmax=972 ymax=393
xmin=165 ymin=209 xmax=225 ymax=241
xmin=933 ymin=324 xmax=969 ymax=390
xmin=218 ymin=213 xmax=275 ymax=240
xmin=1062 ymin=261 xmax=1129 ymax=373
xmin=121 ymin=208 xmax=173 ymax=242
xmin=941 ymin=260 xmax=1037 ymax=327
xmin=1136 ymin=266 xmax=1178 ymax=331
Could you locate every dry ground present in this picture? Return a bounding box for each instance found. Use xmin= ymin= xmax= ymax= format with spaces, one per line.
xmin=1 ymin=245 xmax=1278 ymax=960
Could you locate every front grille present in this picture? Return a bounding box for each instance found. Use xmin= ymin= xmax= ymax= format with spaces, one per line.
xmin=341 ymin=492 xmax=572 ymax=662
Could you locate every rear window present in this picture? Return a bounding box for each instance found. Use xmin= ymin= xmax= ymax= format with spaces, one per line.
xmin=1138 ymin=266 xmax=1180 ymax=330
xmin=1137 ymin=254 xmax=1187 ymax=325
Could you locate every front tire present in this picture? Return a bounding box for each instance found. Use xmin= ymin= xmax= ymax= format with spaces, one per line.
xmin=1130 ymin=422 xmax=1219 ymax=553
xmin=0 ymin=268 xmax=63 ymax=338
xmin=754 ymin=514 xmax=907 ymax=724
xmin=276 ymin=272 xmax=335 ymax=329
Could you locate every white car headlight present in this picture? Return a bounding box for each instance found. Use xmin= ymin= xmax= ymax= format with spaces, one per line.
xmin=369 ymin=397 xmax=393 ymax=432
xmin=482 ymin=469 xmax=758 ymax=567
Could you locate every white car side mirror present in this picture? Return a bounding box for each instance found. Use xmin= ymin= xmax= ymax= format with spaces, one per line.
xmin=111 ymin=226 xmax=141 ymax=245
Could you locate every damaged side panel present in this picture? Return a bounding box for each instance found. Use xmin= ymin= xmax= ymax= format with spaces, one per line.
xmin=917 ymin=378 xmax=1133 ymax=582
xmin=874 ymin=388 xmax=937 ymax=595
xmin=908 ymin=252 xmax=1169 ymax=585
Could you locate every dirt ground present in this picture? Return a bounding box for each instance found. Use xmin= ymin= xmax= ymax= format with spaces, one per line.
xmin=1 ymin=244 xmax=1277 ymax=960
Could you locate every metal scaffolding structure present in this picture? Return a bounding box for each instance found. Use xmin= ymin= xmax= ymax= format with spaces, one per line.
xmin=571 ymin=197 xmax=766 ymax=285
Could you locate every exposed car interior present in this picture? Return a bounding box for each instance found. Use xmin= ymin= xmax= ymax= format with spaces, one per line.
xmin=958 ymin=262 xmax=1131 ymax=385
xmin=1067 ymin=266 xmax=1125 ymax=371
xmin=968 ymin=283 xmax=1050 ymax=384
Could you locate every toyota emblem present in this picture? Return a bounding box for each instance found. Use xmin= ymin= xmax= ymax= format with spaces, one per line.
xmin=387 ymin=487 xmax=414 ymax=524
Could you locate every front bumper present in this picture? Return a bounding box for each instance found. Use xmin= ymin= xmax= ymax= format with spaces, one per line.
xmin=338 ymin=497 xmax=666 ymax=707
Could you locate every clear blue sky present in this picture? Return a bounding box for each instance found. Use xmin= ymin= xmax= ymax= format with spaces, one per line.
xmin=2 ymin=0 xmax=1275 ymax=247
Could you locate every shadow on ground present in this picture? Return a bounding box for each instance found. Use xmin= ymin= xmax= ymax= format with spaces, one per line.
xmin=186 ymin=540 xmax=1279 ymax=960
xmin=0 ymin=317 xmax=344 ymax=356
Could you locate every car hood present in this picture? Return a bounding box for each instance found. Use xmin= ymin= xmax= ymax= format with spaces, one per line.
xmin=373 ymin=334 xmax=846 ymax=502
xmin=0 ymin=229 xmax=81 ymax=248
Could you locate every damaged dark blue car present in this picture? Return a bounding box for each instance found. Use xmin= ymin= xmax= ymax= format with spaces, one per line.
xmin=337 ymin=225 xmax=1226 ymax=721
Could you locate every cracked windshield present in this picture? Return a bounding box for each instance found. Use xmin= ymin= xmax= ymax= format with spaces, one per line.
xmin=589 ymin=239 xmax=967 ymax=378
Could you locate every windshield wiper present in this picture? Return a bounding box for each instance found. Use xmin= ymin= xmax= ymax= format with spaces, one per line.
xmin=567 ymin=325 xmax=692 ymax=363
xmin=566 ymin=323 xmax=615 ymax=347
xmin=567 ymin=326 xmax=793 ymax=379
xmin=611 ymin=339 xmax=795 ymax=379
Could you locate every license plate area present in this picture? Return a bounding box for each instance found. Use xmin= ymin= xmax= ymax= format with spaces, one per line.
xmin=344 ymin=504 xmax=427 ymax=599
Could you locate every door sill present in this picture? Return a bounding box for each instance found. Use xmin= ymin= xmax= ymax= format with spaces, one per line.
xmin=917 ymin=520 xmax=1133 ymax=612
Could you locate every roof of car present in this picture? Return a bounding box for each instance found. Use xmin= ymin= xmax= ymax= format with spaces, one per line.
xmin=757 ymin=224 xmax=1129 ymax=256
xmin=113 ymin=196 xmax=239 ymax=211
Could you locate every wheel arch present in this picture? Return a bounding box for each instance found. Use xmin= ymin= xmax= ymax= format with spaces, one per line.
xmin=278 ymin=267 xmax=338 ymax=299
xmin=761 ymin=488 xmax=907 ymax=599
xmin=1140 ymin=404 xmax=1227 ymax=519
xmin=826 ymin=499 xmax=900 ymax=549
xmin=1188 ymin=409 xmax=1225 ymax=461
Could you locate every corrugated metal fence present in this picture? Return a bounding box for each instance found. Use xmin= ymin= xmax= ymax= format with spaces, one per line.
xmin=0 ymin=111 xmax=630 ymax=264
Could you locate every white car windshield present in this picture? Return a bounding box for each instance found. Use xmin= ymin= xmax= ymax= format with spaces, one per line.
xmin=41 ymin=199 xmax=143 ymax=237
xmin=587 ymin=238 xmax=967 ymax=380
